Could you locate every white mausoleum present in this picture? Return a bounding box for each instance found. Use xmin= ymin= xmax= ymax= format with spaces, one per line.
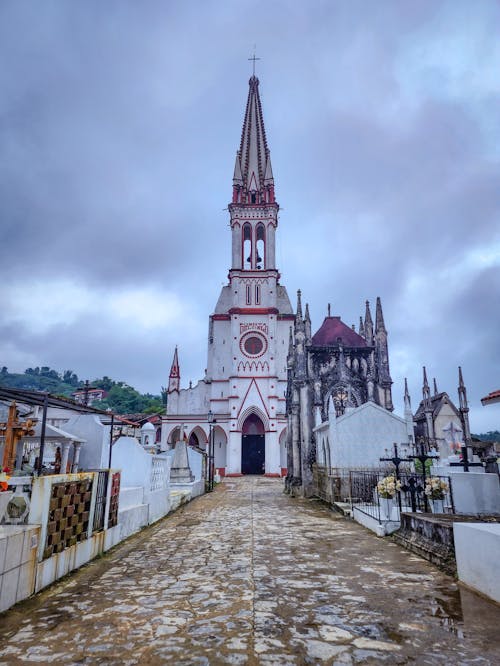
xmin=161 ymin=75 xmax=294 ymax=476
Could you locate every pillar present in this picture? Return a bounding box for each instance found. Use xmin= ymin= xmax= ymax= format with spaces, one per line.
xmin=61 ymin=440 xmax=71 ymax=475
xmin=72 ymin=442 xmax=82 ymax=472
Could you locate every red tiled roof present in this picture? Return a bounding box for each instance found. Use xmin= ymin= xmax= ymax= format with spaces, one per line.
xmin=311 ymin=317 xmax=367 ymax=348
xmin=481 ymin=390 xmax=500 ymax=406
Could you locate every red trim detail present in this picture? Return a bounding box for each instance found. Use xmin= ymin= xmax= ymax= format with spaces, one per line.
xmin=210 ymin=398 xmax=228 ymax=402
xmin=277 ymin=314 xmax=295 ymax=321
xmin=236 ymin=378 xmax=271 ymax=421
xmin=225 ymin=473 xmax=243 ymax=477
xmin=229 ymin=307 xmax=279 ymax=315
xmin=264 ymin=473 xmax=281 ymax=478
xmin=212 ymin=314 xmax=231 ymax=321
xmin=281 ymin=467 xmax=287 ymax=477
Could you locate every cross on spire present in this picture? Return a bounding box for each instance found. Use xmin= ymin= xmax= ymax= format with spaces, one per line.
xmin=248 ymin=50 xmax=261 ymax=76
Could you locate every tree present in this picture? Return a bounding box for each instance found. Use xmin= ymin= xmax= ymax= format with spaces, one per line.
xmin=1 ymin=367 xmax=7 ymax=375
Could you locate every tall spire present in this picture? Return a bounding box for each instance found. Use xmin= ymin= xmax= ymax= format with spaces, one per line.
xmin=422 ymin=366 xmax=430 ymax=400
xmin=304 ymin=303 xmax=311 ymax=342
xmin=168 ymin=347 xmax=180 ymax=393
xmin=404 ymin=378 xmax=414 ymax=441
xmin=458 ymin=366 xmax=471 ymax=445
xmin=233 ymin=76 xmax=274 ymax=202
xmin=433 ymin=378 xmax=438 ymax=396
xmin=404 ymin=378 xmax=411 ymax=410
xmin=358 ymin=316 xmax=365 ymax=339
xmin=364 ymin=300 xmax=374 ymax=344
xmin=296 ymin=289 xmax=303 ymax=322
xmin=375 ymin=297 xmax=386 ymax=333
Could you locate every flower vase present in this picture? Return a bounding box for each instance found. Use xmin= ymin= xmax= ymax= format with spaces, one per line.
xmin=430 ymin=498 xmax=445 ymax=514
xmin=379 ymin=497 xmax=394 ymax=521
xmin=0 ymin=491 xmax=14 ymax=522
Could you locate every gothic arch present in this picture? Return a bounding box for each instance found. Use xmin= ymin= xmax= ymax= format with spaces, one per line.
xmin=237 ymin=406 xmax=269 ymax=432
xmin=324 ymin=383 xmax=362 ymax=417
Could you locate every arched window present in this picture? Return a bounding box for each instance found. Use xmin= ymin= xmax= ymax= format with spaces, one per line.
xmin=243 ymin=223 xmax=252 ymax=268
xmin=256 ymin=224 xmax=265 ymax=270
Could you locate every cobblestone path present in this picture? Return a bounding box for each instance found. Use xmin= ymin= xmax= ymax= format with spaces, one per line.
xmin=1 ymin=477 xmax=499 ymax=665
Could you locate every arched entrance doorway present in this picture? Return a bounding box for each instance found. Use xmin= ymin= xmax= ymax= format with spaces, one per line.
xmin=241 ymin=413 xmax=265 ymax=475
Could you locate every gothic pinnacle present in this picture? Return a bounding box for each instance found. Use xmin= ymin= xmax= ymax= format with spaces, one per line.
xmin=433 ymin=378 xmax=438 ymax=396
xmin=364 ymin=300 xmax=374 ymax=343
xmin=375 ymin=297 xmax=386 ymax=333
xmin=296 ymin=290 xmax=303 ymax=320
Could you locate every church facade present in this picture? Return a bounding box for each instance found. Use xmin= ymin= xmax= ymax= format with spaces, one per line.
xmin=285 ymin=294 xmax=394 ymax=496
xmin=161 ymin=75 xmax=294 ymax=476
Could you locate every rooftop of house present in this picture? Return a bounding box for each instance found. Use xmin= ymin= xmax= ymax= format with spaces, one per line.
xmin=481 ymin=389 xmax=500 ymax=406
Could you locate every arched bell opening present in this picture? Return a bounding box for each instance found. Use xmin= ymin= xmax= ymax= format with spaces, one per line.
xmin=241 ymin=413 xmax=265 ymax=475
xmin=256 ymin=223 xmax=265 ymax=270
xmin=243 ymin=223 xmax=252 ymax=269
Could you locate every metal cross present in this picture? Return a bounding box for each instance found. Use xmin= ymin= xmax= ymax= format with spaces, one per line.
xmin=248 ymin=50 xmax=261 ymax=76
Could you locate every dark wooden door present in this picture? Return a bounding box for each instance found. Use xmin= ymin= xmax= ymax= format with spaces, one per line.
xmin=241 ymin=434 xmax=265 ymax=474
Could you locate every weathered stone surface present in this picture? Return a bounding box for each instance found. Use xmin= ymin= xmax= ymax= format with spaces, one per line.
xmin=0 ymin=477 xmax=499 ymax=664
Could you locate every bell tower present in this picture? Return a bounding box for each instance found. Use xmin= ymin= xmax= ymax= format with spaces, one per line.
xmin=163 ymin=73 xmax=294 ymax=478
xmin=227 ymin=75 xmax=280 ymax=310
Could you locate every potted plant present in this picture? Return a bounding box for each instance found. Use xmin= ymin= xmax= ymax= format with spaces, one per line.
xmin=424 ymin=477 xmax=449 ymax=513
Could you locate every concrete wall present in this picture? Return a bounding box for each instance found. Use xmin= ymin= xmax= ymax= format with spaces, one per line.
xmin=316 ymin=402 xmax=409 ymax=470
xmin=454 ymin=523 xmax=500 ymax=603
xmin=0 ymin=525 xmax=40 ymax=612
xmin=431 ymin=468 xmax=500 ymax=515
xmin=64 ymin=413 xmax=110 ymax=470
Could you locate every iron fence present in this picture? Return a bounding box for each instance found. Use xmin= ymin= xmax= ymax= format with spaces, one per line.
xmin=92 ymin=470 xmax=109 ymax=533
xmin=349 ymin=470 xmax=454 ymax=524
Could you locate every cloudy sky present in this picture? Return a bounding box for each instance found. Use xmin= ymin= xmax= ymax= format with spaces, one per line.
xmin=1 ymin=0 xmax=499 ymax=432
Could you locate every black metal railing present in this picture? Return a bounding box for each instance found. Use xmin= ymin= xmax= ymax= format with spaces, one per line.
xmin=349 ymin=470 xmax=454 ymax=523
xmin=92 ymin=470 xmax=109 ymax=533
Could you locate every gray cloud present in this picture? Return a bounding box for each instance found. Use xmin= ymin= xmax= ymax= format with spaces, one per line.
xmin=0 ymin=0 xmax=499 ymax=431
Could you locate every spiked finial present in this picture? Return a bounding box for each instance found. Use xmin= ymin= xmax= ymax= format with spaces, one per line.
xmin=234 ymin=75 xmax=274 ymax=198
xmin=375 ymin=297 xmax=386 ymax=334
xmin=422 ymin=366 xmax=431 ymax=404
xmin=327 ymin=303 xmax=331 ymax=317
xmin=433 ymin=378 xmax=438 ymax=396
xmin=359 ymin=316 xmax=365 ymax=338
xmin=305 ymin=302 xmax=311 ymax=323
xmin=168 ymin=347 xmax=180 ymax=393
xmin=364 ymin=300 xmax=374 ymax=343
xmin=458 ymin=366 xmax=468 ymax=410
xmin=296 ymin=289 xmax=303 ymax=320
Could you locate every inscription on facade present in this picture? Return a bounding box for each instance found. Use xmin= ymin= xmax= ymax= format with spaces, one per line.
xmin=240 ymin=323 xmax=268 ymax=335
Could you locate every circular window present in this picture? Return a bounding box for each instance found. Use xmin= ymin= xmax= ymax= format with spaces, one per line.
xmin=240 ymin=332 xmax=267 ymax=358
xmin=244 ymin=336 xmax=263 ymax=355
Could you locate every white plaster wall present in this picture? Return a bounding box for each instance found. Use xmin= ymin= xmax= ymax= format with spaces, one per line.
xmin=431 ymin=471 xmax=500 ymax=514
xmin=112 ymin=436 xmax=153 ymax=488
xmin=187 ymin=448 xmax=205 ymax=482
xmin=326 ymin=403 xmax=409 ymax=470
xmin=454 ymin=523 xmax=500 ymax=603
xmin=0 ymin=525 xmax=40 ymax=612
xmin=64 ymin=414 xmax=110 ymax=470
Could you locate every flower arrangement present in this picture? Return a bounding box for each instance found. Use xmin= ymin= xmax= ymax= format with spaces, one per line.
xmin=0 ymin=467 xmax=11 ymax=492
xmin=424 ymin=477 xmax=449 ymax=500
xmin=377 ymin=475 xmax=401 ymax=499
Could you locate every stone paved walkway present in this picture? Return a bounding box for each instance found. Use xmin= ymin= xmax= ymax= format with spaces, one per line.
xmin=1 ymin=477 xmax=499 ymax=665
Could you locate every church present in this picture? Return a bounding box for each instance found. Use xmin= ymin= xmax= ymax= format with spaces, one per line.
xmin=161 ymin=75 xmax=295 ymax=476
xmin=161 ymin=74 xmax=396 ymax=482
